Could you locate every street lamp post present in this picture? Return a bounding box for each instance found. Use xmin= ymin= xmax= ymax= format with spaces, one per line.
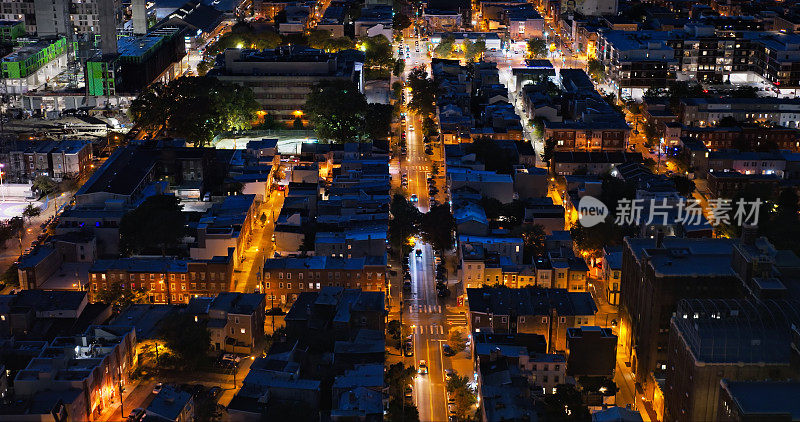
xmin=0 ymin=163 xmax=5 ymax=203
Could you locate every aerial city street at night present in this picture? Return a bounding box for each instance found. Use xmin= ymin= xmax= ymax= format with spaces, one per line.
xmin=2 ymin=0 xmax=800 ymax=420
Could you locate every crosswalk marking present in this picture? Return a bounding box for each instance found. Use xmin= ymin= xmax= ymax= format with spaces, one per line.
xmin=413 ymin=325 xmax=444 ymax=335
xmin=409 ymin=305 xmax=443 ymax=313
xmin=446 ymin=314 xmax=468 ymax=326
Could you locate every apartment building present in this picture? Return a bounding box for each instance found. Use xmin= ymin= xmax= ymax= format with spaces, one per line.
xmin=680 ymin=124 xmax=800 ymax=152
xmin=598 ymin=28 xmax=800 ymax=99
xmin=206 ymin=292 xmax=266 ymax=353
xmin=89 ymin=255 xmax=233 ymax=304
xmin=467 ymin=287 xmax=597 ymax=352
xmin=189 ymin=194 xmax=258 ymax=265
xmin=211 ymin=46 xmax=364 ymax=123
xmin=0 ymin=139 xmax=93 ymax=182
xmin=12 ymin=325 xmax=137 ymax=422
xmin=262 ymin=255 xmax=387 ymax=305
xmin=679 ymin=97 xmax=800 ymax=129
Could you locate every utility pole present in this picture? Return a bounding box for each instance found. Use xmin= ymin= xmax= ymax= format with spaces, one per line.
xmin=119 ymin=368 xmax=124 ymax=419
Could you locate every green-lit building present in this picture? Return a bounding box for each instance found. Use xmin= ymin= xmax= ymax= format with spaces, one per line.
xmin=0 ymin=20 xmax=25 ymax=43
xmin=1 ymin=36 xmax=67 ymax=94
xmin=85 ymin=26 xmax=186 ymax=96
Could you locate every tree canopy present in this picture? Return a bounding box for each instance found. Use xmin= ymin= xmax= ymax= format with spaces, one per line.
xmin=433 ymin=34 xmax=455 ymax=58
xmin=463 ymin=38 xmax=486 ymax=62
xmin=446 ymin=372 xmax=477 ymax=420
xmin=304 ymin=79 xmax=370 ymax=143
xmin=159 ymin=313 xmax=211 ymax=368
xmin=420 ymin=203 xmax=456 ymax=253
xmin=95 ymin=282 xmax=149 ymax=312
xmin=527 ymin=38 xmax=547 ymax=59
xmin=388 ymin=194 xmax=421 ymax=256
xmin=119 ymin=195 xmax=185 ymax=256
xmin=407 ymin=67 xmax=438 ymax=116
xmin=130 ymin=77 xmax=260 ymax=146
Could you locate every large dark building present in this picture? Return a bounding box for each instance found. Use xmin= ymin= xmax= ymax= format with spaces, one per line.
xmin=664 ymin=299 xmax=800 ymax=422
xmin=566 ymin=326 xmax=617 ymax=377
xmin=620 ymin=236 xmax=741 ymax=394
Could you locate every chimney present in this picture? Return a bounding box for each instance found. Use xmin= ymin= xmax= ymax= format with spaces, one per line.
xmin=740 ymin=224 xmax=758 ymax=245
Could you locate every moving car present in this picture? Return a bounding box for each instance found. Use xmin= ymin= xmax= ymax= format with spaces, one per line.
xmin=410 ymin=194 xmax=418 ymax=202
xmin=418 ymin=360 xmax=428 ymax=374
xmin=415 ymin=249 xmax=422 ymax=257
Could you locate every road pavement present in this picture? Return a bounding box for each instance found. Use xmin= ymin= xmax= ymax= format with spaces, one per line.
xmin=231 ymin=190 xmax=284 ymax=295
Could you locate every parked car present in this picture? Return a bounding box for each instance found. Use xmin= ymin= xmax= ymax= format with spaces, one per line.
xmin=127 ymin=408 xmax=146 ymax=422
xmin=403 ymin=280 xmax=412 ymax=290
xmin=152 ymin=383 xmax=163 ymax=395
xmin=443 ymin=344 xmax=456 ymax=356
xmin=404 ymin=340 xmax=414 ymax=356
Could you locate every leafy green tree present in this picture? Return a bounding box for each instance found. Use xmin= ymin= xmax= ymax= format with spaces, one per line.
xmin=292 ymin=116 xmax=304 ymax=129
xmin=386 ymin=362 xmax=417 ymax=397
xmin=308 ymin=29 xmax=335 ymax=49
xmin=304 ymin=79 xmax=369 ymax=143
xmin=1 ymin=264 xmax=19 ymax=288
xmin=196 ymin=60 xmax=212 ymax=76
xmin=119 ymin=195 xmax=185 ymax=256
xmin=420 ymin=203 xmax=455 ymax=253
xmin=205 ymin=25 xmax=282 ymax=56
xmin=532 ymin=117 xmax=545 ymax=141
xmin=669 ymin=175 xmax=695 ymax=197
xmin=387 ymin=397 xmax=420 ymax=422
xmin=159 ymin=313 xmax=211 ymax=368
xmin=361 ymin=35 xmax=394 ymax=70
xmin=587 ymin=58 xmax=605 ymax=81
xmin=393 ymin=58 xmax=405 ymax=77
xmin=32 ymin=175 xmax=57 ymax=196
xmin=467 ymin=136 xmax=515 ymax=174
xmin=446 ymin=372 xmax=477 ymax=420
xmin=541 ymin=384 xmax=591 ymax=421
xmin=95 ymin=282 xmax=149 ymax=312
xmin=22 ymin=203 xmax=41 ymax=221
xmin=389 ymin=194 xmax=421 ymax=256
xmin=541 ymin=137 xmax=557 ymax=166
xmin=407 ymin=67 xmax=438 ymax=116
xmin=433 ymin=33 xmax=455 ymax=57
xmin=365 ymin=103 xmax=393 ymax=140
xmin=448 ymin=328 xmax=467 ymax=350
xmin=392 ymin=80 xmax=404 ymax=100
xmin=393 ymin=13 xmax=412 ymax=31
xmin=527 ymin=37 xmax=547 ymax=58
xmin=463 ymin=37 xmax=486 ymax=62
xmin=516 ymin=224 xmax=547 ymax=263
xmin=130 ymin=77 xmax=260 ymax=146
